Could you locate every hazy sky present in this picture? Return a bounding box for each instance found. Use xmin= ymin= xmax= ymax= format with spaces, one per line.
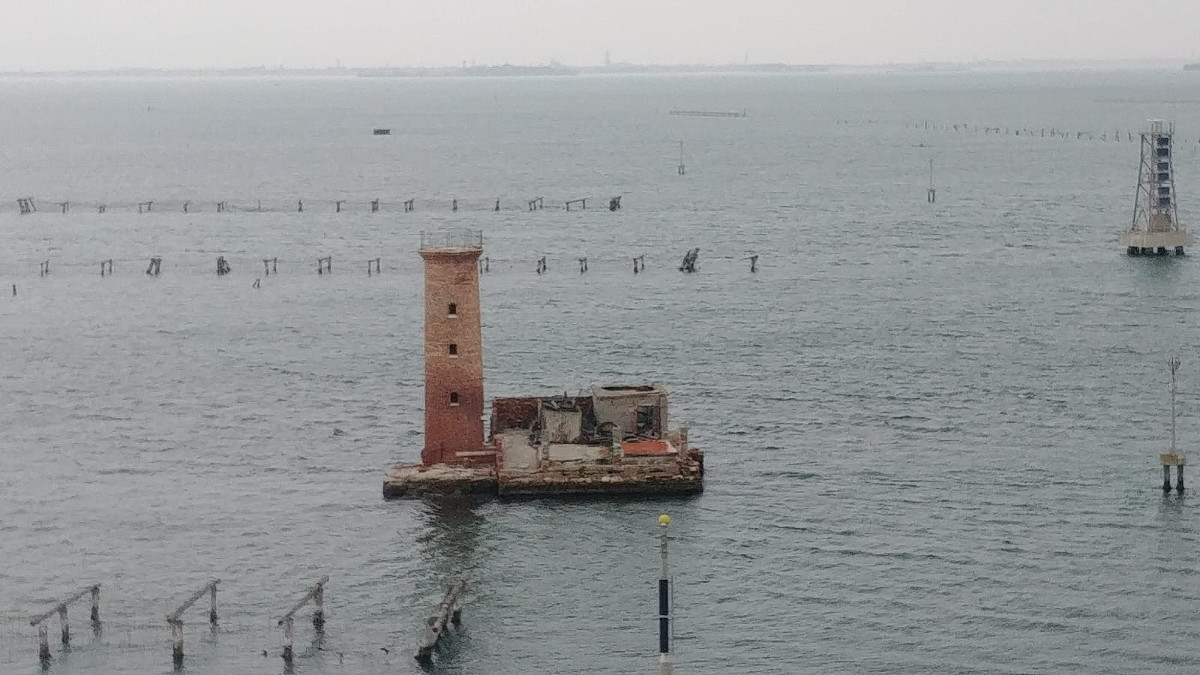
xmin=4 ymin=0 xmax=1200 ymax=71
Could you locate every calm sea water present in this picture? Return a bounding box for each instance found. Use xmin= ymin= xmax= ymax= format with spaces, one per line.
xmin=3 ymin=70 xmax=1200 ymax=674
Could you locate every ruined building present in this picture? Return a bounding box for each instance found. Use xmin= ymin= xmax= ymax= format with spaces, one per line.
xmin=384 ymin=230 xmax=704 ymax=498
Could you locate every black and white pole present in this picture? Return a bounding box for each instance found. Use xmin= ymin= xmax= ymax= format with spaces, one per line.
xmin=657 ymin=513 xmax=672 ymax=675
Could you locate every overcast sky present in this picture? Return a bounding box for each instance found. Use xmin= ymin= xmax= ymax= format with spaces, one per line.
xmin=3 ymin=0 xmax=1199 ymax=71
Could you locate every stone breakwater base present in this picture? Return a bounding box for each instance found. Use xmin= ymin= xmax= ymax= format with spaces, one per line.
xmin=383 ymin=450 xmax=704 ymax=499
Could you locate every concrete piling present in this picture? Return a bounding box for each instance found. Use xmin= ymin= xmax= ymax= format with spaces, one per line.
xmin=335 ymin=200 xmax=345 ymax=213
xmin=38 ymin=623 xmax=50 ymax=664
xmin=216 ymin=256 xmax=231 ymax=276
xmin=609 ymin=196 xmax=622 ymax=211
xmin=415 ymin=578 xmax=467 ymax=663
xmin=146 ymin=257 xmax=162 ymax=276
xmin=317 ymin=256 xmax=332 ymax=275
xmin=633 ymin=255 xmax=645 ymax=274
xmin=59 ymin=606 xmax=69 ymax=647
xmin=297 ymin=199 xmax=304 ymax=213
xmin=578 ymin=257 xmax=588 ymax=273
xmin=371 ymin=199 xmax=380 ymax=213
xmin=98 ymin=204 xmax=106 ymax=213
xmin=216 ymin=201 xmax=226 ymax=213
xmin=404 ymin=198 xmax=415 ymax=212
xmin=748 ymin=255 xmax=758 ymax=273
xmin=494 ymin=198 xmax=500 ymax=212
xmin=277 ymin=575 xmax=329 ymax=666
xmin=166 ymin=579 xmax=220 ymax=667
xmin=39 ymin=261 xmax=50 ymax=277
xmin=138 ymin=201 xmax=153 ymax=213
xmin=528 ymin=197 xmax=543 ymax=211
xmin=536 ymin=256 xmax=547 ymax=275
xmin=452 ymin=199 xmax=458 ymax=212
xmin=29 ymin=584 xmax=101 ymax=664
xmin=281 ymin=615 xmax=294 ymax=664
xmin=566 ymin=198 xmax=587 ymax=211
xmin=58 ymin=201 xmax=69 ymax=214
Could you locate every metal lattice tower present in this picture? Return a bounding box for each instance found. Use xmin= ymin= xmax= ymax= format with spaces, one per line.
xmin=1122 ymin=119 xmax=1193 ymax=255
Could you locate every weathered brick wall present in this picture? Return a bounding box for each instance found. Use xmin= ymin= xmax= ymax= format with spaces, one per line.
xmin=490 ymin=397 xmax=540 ymax=436
xmin=421 ymin=248 xmax=485 ymax=465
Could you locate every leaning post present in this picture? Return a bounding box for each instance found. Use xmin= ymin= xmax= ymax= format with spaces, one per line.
xmin=90 ymin=585 xmax=100 ymax=626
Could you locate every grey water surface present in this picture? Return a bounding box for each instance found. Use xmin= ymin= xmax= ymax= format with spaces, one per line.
xmin=2 ymin=71 xmax=1200 ymax=674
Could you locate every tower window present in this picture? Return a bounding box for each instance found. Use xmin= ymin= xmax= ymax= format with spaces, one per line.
xmin=449 ymin=392 xmax=460 ymax=406
xmin=448 ymin=303 xmax=457 ymax=317
xmin=448 ymin=343 xmax=458 ymax=356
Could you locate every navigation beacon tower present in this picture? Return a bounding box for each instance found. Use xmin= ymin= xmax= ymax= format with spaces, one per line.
xmin=1121 ymin=119 xmax=1193 ymax=256
xmin=419 ymin=230 xmax=487 ymax=466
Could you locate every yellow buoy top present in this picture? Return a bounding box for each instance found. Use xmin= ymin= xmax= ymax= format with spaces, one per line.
xmin=658 ymin=513 xmax=671 ymax=526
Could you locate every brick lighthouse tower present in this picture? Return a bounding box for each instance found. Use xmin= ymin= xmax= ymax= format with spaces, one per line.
xmin=419 ymin=230 xmax=486 ymax=466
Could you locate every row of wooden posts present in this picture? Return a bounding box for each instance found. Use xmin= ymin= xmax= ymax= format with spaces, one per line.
xmin=27 ymin=575 xmax=467 ymax=667
xmin=908 ymin=120 xmax=1200 ymax=143
xmin=10 ymin=250 xmax=763 ymax=283
xmin=10 ymin=195 xmax=625 ymax=215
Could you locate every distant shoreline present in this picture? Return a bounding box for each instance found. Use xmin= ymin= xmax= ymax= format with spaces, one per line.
xmin=0 ymin=59 xmax=1193 ymax=79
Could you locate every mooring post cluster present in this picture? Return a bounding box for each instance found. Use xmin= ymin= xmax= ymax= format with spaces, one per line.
xmin=100 ymin=259 xmax=113 ymax=276
xmin=166 ymin=579 xmax=220 ymax=668
xmin=216 ymin=256 xmax=232 ymax=276
xmin=145 ymin=257 xmax=162 ymax=276
xmin=317 ymin=256 xmax=332 ymax=275
xmin=278 ymin=574 xmax=329 ymax=666
xmin=29 ymin=584 xmax=101 ymax=666
xmin=367 ymin=257 xmax=381 ymax=276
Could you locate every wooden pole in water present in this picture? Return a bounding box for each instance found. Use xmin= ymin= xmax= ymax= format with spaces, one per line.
xmin=90 ymin=586 xmax=101 ymax=628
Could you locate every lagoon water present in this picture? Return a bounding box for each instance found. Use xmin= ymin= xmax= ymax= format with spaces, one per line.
xmin=2 ymin=70 xmax=1200 ymax=673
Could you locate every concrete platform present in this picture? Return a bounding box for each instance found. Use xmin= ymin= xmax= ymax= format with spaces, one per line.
xmin=1120 ymin=230 xmax=1193 ymax=253
xmin=383 ymin=464 xmax=498 ymax=499
xmin=383 ymin=448 xmax=704 ymax=500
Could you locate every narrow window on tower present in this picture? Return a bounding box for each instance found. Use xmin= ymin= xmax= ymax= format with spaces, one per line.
xmin=450 ymin=392 xmax=460 ymax=406
xmin=448 ymin=303 xmax=457 ymax=317
xmin=449 ymin=343 xmax=458 ymax=357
